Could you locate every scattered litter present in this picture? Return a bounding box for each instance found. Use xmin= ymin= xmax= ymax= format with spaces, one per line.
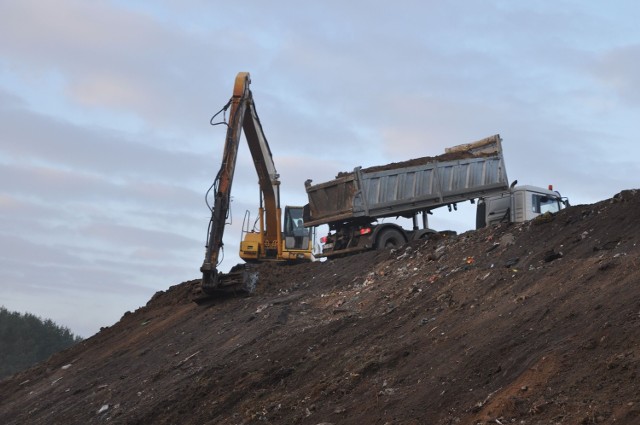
xmin=429 ymin=246 xmax=446 ymax=261
xmin=486 ymin=243 xmax=500 ymax=252
xmin=420 ymin=317 xmax=436 ymax=325
xmin=504 ymin=258 xmax=519 ymax=268
xmin=544 ymin=250 xmax=563 ymax=263
xmin=255 ymin=304 xmax=270 ymax=313
xmin=379 ymin=387 xmax=396 ymax=396
xmin=179 ymin=351 xmax=201 ymax=365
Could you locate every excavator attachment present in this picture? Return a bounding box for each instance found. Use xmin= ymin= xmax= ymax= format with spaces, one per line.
xmin=193 ymin=265 xmax=259 ymax=303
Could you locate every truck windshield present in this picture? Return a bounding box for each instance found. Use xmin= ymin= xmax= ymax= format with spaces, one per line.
xmin=532 ymin=194 xmax=560 ymax=214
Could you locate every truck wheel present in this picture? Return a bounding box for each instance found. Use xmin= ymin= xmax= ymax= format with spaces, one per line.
xmin=375 ymin=229 xmax=405 ymax=250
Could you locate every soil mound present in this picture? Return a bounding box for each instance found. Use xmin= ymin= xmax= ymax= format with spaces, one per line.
xmin=1 ymin=189 xmax=639 ymax=425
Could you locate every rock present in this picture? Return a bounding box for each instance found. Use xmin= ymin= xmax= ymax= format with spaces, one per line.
xmin=543 ymin=250 xmax=563 ymax=262
xmin=612 ymin=189 xmax=638 ymax=202
xmin=504 ymin=257 xmax=519 ymax=268
xmin=97 ymin=404 xmax=109 ymax=414
xmin=594 ymin=239 xmax=621 ymax=251
xmin=500 ymin=233 xmax=515 ymax=246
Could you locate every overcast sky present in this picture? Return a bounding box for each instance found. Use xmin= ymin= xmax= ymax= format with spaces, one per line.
xmin=1 ymin=1 xmax=638 ymax=337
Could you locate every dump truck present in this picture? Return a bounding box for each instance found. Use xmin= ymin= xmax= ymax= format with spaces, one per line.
xmin=304 ymin=134 xmax=568 ymax=258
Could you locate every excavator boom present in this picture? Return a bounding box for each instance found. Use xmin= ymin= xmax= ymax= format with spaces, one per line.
xmin=200 ymin=73 xmax=253 ymax=293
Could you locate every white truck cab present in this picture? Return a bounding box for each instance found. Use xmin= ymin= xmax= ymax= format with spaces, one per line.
xmin=476 ymin=184 xmax=569 ymax=229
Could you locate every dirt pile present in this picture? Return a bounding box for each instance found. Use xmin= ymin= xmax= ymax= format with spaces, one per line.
xmin=337 ymin=134 xmax=501 ymax=177
xmin=1 ymin=189 xmax=639 ymax=425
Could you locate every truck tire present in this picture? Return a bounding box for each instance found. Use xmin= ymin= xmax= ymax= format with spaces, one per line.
xmin=375 ymin=229 xmax=406 ymax=250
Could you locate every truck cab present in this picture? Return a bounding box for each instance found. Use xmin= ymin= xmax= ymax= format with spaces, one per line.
xmin=477 ymin=185 xmax=568 ymax=228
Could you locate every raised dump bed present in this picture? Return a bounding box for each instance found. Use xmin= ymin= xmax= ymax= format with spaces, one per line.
xmin=304 ymin=134 xmax=509 ymax=226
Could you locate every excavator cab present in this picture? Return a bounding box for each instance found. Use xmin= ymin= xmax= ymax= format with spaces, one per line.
xmin=240 ymin=205 xmax=313 ymax=263
xmin=283 ymin=206 xmax=311 ymax=252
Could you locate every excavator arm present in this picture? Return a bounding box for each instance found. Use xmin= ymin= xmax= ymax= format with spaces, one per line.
xmin=241 ymin=84 xmax=281 ymax=256
xmin=200 ymin=72 xmax=281 ymax=294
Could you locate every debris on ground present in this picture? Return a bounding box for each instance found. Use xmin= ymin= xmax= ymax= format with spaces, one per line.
xmin=1 ymin=190 xmax=640 ymax=424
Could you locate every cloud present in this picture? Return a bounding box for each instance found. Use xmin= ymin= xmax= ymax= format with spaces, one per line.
xmin=81 ymin=221 xmax=198 ymax=252
xmin=591 ymin=44 xmax=640 ymax=107
xmin=0 ymin=102 xmax=210 ymax=183
xmin=0 ymin=0 xmax=231 ymax=134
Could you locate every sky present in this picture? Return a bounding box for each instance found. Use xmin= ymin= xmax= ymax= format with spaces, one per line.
xmin=1 ymin=0 xmax=638 ymax=337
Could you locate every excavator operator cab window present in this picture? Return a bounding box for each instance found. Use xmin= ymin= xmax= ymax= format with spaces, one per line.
xmin=284 ymin=206 xmax=310 ymax=250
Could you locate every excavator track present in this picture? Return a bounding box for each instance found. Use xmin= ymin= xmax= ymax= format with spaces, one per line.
xmin=192 ymin=265 xmax=258 ymax=304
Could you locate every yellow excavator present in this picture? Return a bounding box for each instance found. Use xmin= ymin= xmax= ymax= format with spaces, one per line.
xmin=199 ymin=72 xmax=313 ymax=296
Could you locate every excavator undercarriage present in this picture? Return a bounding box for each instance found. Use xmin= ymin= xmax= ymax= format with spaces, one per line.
xmin=192 ymin=265 xmax=258 ymax=303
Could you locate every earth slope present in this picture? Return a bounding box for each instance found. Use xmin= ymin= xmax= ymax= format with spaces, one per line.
xmin=1 ymin=190 xmax=639 ymax=425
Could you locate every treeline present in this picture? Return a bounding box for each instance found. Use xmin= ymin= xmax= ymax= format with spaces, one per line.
xmin=0 ymin=306 xmax=83 ymax=380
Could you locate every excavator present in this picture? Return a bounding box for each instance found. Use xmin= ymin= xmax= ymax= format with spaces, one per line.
xmin=199 ymin=72 xmax=313 ymax=296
